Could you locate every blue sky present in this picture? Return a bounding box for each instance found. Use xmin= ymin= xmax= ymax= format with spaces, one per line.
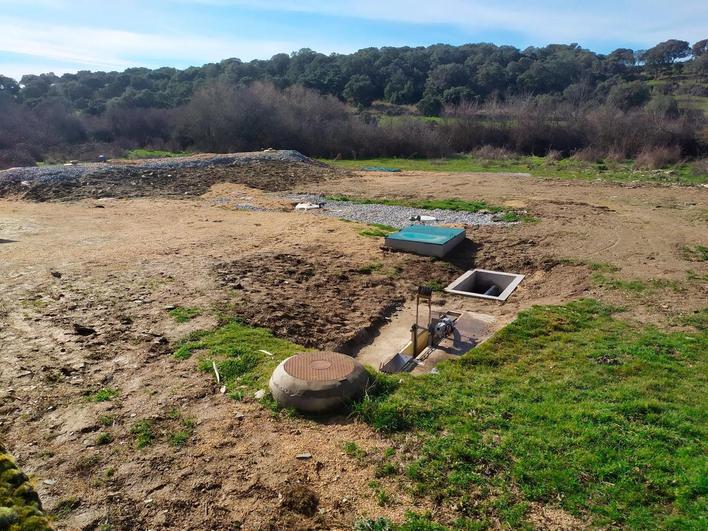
xmin=1 ymin=0 xmax=706 ymax=80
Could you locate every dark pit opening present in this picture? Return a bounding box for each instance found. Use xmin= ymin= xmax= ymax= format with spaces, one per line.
xmin=445 ymin=269 xmax=524 ymax=302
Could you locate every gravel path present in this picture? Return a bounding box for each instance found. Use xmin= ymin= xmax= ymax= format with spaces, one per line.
xmin=0 ymin=150 xmax=316 ymax=184
xmin=286 ymin=194 xmax=507 ymax=227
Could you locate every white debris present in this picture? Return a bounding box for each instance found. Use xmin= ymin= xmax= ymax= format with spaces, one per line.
xmin=295 ymin=202 xmax=323 ymax=210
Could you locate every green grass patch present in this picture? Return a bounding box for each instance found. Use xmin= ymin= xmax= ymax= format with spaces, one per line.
xmin=168 ymin=306 xmax=202 ymax=323
xmin=592 ymin=273 xmax=687 ymax=294
xmin=98 ymin=414 xmax=115 ymax=427
xmin=357 ymin=262 xmax=384 ymax=274
xmin=0 ymin=444 xmax=51 ymax=530
xmin=169 ymin=409 xmax=196 ymax=448
xmin=423 ymin=279 xmax=445 ymax=292
xmin=592 ymin=273 xmax=649 ymax=292
xmin=677 ymin=307 xmax=708 ymax=330
xmin=323 ymin=155 xmax=708 ymax=185
xmin=354 ymin=299 xmax=707 ymax=528
xmin=681 ymin=244 xmax=708 ymax=262
xmin=588 ymin=261 xmax=621 ymax=273
xmin=327 ymin=194 xmax=531 ymax=223
xmin=344 ymin=441 xmax=368 ymax=460
xmin=126 ymin=148 xmax=187 ymax=159
xmin=95 ymin=432 xmax=113 ymax=446
xmin=131 ymin=420 xmax=154 ymax=449
xmin=327 ymin=194 xmax=504 ymax=214
xmin=354 ymin=513 xmax=447 ymax=531
xmin=173 ymin=319 xmax=303 ymax=392
xmin=358 ymin=223 xmax=398 ymax=238
xmin=374 ymin=460 xmax=399 ymax=478
xmin=368 ymin=481 xmax=394 ymax=507
xmin=87 ymin=387 xmax=118 ymax=402
xmin=354 ymin=517 xmax=395 ymax=531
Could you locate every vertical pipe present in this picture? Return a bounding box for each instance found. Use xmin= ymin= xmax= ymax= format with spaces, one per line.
xmin=411 ymin=324 xmax=417 ymax=357
xmin=415 ymin=293 xmax=420 ymax=329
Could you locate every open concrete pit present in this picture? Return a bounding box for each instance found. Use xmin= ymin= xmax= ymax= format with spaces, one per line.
xmin=445 ymin=268 xmax=525 ymax=301
xmin=354 ymin=300 xmax=503 ymax=375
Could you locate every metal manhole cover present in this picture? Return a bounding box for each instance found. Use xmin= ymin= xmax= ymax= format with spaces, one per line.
xmin=284 ymin=352 xmax=355 ymax=381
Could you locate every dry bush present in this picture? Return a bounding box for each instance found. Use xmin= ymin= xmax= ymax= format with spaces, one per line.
xmin=634 ymin=146 xmax=682 ymax=169
xmin=690 ymin=158 xmax=708 ymax=176
xmin=606 ymin=149 xmax=627 ymax=162
xmin=572 ymin=147 xmax=606 ymax=163
xmin=471 ymin=145 xmax=515 ymax=159
xmin=377 ymin=117 xmax=448 ymax=158
xmin=439 ymin=102 xmax=510 ymax=152
xmin=546 ymin=149 xmax=563 ymax=161
xmin=45 ymin=142 xmax=127 ymax=163
xmin=0 ymin=147 xmax=37 ymax=169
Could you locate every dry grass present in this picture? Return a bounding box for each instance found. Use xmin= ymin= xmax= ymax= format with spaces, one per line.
xmin=470 ymin=145 xmax=515 ymax=160
xmin=634 ymin=146 xmax=682 ymax=169
xmin=571 ymin=147 xmax=605 ymax=163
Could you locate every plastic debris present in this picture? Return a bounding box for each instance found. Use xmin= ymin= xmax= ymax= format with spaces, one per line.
xmin=295 ymin=202 xmax=324 ymax=210
xmin=361 ymin=166 xmax=401 ymax=172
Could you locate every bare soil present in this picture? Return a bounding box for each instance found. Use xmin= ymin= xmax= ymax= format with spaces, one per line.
xmin=1 ymin=167 xmax=706 ymax=530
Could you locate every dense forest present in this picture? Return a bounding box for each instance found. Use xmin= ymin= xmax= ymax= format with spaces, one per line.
xmin=1 ymin=39 xmax=707 ymax=168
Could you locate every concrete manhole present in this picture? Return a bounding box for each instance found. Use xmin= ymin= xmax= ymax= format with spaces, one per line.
xmin=269 ymin=352 xmax=368 ymax=413
xmin=445 ymin=268 xmax=524 ymax=301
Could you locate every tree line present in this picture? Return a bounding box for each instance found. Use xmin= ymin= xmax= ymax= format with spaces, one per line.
xmin=0 ymin=39 xmax=706 ymax=168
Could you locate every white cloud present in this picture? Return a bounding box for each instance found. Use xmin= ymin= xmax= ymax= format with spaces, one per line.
xmin=0 ymin=16 xmax=296 ymax=78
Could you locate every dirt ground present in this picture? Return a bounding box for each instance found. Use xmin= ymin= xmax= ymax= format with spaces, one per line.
xmin=1 ymin=167 xmax=706 ymax=530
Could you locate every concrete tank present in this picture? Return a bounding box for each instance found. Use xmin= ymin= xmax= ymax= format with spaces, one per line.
xmin=269 ymin=352 xmax=368 ymax=413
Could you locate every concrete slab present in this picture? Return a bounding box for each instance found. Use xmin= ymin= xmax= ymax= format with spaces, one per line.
xmin=385 ymin=224 xmax=465 ymax=257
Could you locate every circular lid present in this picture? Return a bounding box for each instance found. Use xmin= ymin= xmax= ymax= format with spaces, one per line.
xmin=284 ymin=352 xmax=357 ymax=381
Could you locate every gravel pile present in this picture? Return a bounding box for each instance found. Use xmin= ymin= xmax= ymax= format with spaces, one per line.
xmin=286 ymin=194 xmax=506 ymax=227
xmin=0 ymin=151 xmax=340 ymax=201
xmin=0 ymin=150 xmax=317 ymax=184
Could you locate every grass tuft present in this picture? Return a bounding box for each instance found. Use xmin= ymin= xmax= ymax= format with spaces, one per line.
xmin=681 ymin=244 xmax=708 ymax=262
xmin=131 ymin=420 xmax=154 ymax=449
xmin=95 ymin=432 xmax=113 ymax=446
xmin=343 ymin=441 xmax=367 ymax=460
xmin=358 ymin=223 xmax=398 ymax=238
xmin=169 ymin=306 xmax=202 ymax=323
xmin=87 ymin=387 xmax=118 ymax=402
xmin=126 ymin=149 xmax=187 ymax=159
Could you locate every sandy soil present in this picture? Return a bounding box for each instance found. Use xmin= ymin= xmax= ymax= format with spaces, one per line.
xmin=1 ymin=169 xmax=706 ymax=530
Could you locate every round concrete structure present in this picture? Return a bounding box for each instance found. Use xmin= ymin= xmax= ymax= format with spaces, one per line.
xmin=269 ymin=352 xmax=368 ymax=413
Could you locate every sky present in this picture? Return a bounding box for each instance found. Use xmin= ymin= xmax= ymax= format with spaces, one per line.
xmin=1 ymin=0 xmax=706 ymax=80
